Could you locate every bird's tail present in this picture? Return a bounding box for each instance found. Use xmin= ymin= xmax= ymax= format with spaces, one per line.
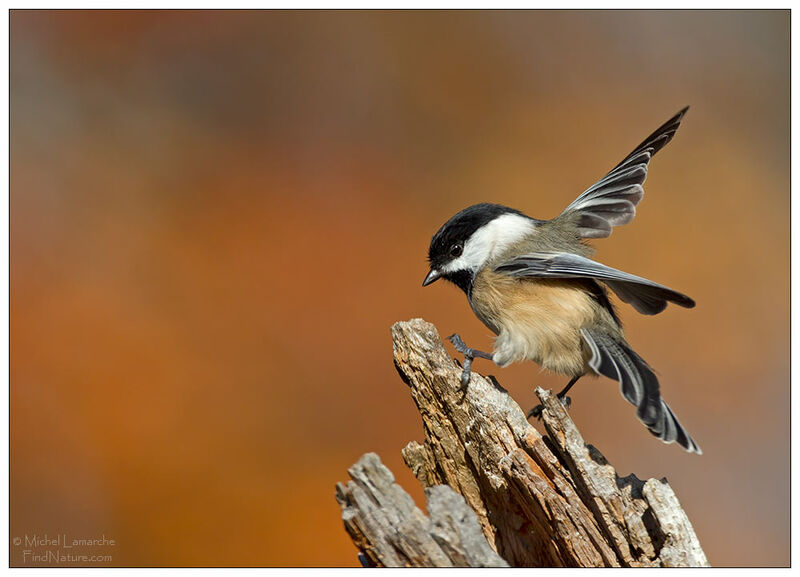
xmin=581 ymin=328 xmax=701 ymax=454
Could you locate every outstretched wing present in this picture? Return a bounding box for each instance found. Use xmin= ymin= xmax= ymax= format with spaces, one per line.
xmin=495 ymin=252 xmax=695 ymax=315
xmin=561 ymin=107 xmax=689 ymax=239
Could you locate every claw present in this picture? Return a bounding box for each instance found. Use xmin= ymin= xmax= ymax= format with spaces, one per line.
xmin=448 ymin=333 xmax=472 ymax=356
xmin=527 ymin=404 xmax=544 ymax=421
xmin=527 ymin=395 xmax=571 ymax=421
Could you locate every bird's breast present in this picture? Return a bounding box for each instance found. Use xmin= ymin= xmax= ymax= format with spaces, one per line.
xmin=469 ymin=269 xmax=597 ymax=376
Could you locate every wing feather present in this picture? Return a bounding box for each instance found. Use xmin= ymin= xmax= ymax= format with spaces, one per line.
xmin=561 ymin=107 xmax=689 ymax=239
xmin=495 ymin=252 xmax=695 ymax=315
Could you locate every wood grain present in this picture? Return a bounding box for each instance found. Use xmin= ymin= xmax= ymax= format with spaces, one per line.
xmin=335 ymin=318 xmax=708 ymax=567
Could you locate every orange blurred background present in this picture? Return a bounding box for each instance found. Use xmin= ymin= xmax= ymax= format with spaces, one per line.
xmin=10 ymin=10 xmax=788 ymax=567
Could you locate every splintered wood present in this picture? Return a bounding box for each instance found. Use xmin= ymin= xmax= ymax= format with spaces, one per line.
xmin=335 ymin=318 xmax=709 ymax=567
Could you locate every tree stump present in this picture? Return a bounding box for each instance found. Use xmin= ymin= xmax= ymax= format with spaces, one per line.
xmin=335 ymin=318 xmax=709 ymax=567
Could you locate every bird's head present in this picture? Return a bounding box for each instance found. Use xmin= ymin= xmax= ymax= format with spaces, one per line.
xmin=423 ymin=203 xmax=536 ymax=294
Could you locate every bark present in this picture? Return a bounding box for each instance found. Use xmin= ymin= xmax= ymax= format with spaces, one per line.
xmin=335 ymin=318 xmax=709 ymax=567
xmin=335 ymin=453 xmax=508 ymax=567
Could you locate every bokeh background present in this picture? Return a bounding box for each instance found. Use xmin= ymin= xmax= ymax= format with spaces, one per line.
xmin=11 ymin=10 xmax=789 ymax=567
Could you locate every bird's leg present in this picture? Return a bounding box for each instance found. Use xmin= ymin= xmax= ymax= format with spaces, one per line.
xmin=555 ymin=374 xmax=581 ymax=401
xmin=447 ymin=333 xmax=494 ymax=391
xmin=527 ymin=375 xmax=582 ymax=420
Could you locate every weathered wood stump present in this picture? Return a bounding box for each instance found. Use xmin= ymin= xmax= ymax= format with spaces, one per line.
xmin=335 ymin=318 xmax=708 ymax=567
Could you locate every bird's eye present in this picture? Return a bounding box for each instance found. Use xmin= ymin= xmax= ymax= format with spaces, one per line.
xmin=450 ymin=243 xmax=463 ymax=257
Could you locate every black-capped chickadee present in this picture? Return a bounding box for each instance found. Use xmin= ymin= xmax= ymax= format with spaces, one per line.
xmin=423 ymin=107 xmax=700 ymax=453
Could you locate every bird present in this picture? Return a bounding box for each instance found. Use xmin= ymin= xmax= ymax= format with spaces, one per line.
xmin=422 ymin=107 xmax=701 ymax=453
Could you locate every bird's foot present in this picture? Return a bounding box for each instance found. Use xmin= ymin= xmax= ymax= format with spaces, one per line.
xmin=448 ymin=333 xmax=475 ymax=357
xmin=447 ymin=334 xmax=493 ymax=391
xmin=527 ymin=395 xmax=571 ymax=421
xmin=448 ymin=333 xmax=474 ymax=390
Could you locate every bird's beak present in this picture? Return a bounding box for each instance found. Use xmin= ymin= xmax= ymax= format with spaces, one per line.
xmin=422 ymin=269 xmax=441 ymax=287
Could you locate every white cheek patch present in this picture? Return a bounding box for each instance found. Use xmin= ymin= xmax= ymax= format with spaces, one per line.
xmin=442 ymin=213 xmax=536 ymax=273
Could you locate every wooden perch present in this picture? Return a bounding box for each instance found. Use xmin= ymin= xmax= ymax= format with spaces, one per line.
xmin=335 ymin=318 xmax=709 ymax=567
xmin=335 ymin=453 xmax=508 ymax=567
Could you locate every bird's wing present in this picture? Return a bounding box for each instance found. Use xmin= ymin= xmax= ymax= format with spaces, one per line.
xmin=494 ymin=251 xmax=695 ymax=315
xmin=581 ymin=328 xmax=701 ymax=454
xmin=559 ymin=107 xmax=689 ymax=239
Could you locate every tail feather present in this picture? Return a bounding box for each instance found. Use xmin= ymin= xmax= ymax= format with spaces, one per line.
xmin=581 ymin=328 xmax=701 ymax=454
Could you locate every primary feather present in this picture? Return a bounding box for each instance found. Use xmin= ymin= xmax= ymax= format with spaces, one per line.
xmin=561 ymin=106 xmax=689 ymax=239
